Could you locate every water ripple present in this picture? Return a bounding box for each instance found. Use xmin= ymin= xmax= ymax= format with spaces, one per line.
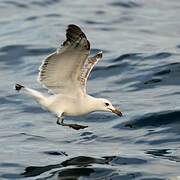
xmin=1 ymin=0 xmax=180 ymax=179
xmin=109 ymin=1 xmax=140 ymax=8
xmin=121 ymin=110 xmax=180 ymax=129
xmin=20 ymin=155 xmax=147 ymax=179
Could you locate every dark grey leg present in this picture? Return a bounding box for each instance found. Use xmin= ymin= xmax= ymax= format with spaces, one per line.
xmin=56 ymin=117 xmax=88 ymax=130
xmin=56 ymin=116 xmax=64 ymax=125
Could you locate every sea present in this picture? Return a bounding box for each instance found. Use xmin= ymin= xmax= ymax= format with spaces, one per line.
xmin=0 ymin=0 xmax=180 ymax=179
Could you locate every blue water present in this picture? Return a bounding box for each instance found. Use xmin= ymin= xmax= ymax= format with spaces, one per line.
xmin=0 ymin=0 xmax=180 ymax=179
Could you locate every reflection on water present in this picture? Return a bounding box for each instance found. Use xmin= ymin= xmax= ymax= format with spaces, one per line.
xmin=21 ymin=155 xmax=147 ymax=179
xmin=0 ymin=0 xmax=180 ymax=179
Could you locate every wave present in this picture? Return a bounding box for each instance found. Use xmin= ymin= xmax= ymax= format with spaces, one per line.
xmin=20 ymin=155 xmax=147 ymax=179
xmin=119 ymin=110 xmax=180 ymax=129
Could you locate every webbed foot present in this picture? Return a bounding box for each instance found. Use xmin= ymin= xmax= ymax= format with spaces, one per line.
xmin=68 ymin=123 xmax=88 ymax=130
xmin=56 ymin=118 xmax=88 ymax=130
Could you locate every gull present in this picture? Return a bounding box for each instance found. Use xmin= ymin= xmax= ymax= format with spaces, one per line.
xmin=15 ymin=24 xmax=122 ymax=130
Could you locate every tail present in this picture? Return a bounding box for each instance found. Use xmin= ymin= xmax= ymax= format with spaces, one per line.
xmin=15 ymin=83 xmax=24 ymax=92
xmin=15 ymin=83 xmax=47 ymax=105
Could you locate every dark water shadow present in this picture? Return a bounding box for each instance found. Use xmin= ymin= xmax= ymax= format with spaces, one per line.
xmin=142 ymin=62 xmax=180 ymax=87
xmin=116 ymin=110 xmax=180 ymax=130
xmin=91 ymin=61 xmax=130 ymax=80
xmin=25 ymin=16 xmax=39 ymax=21
xmin=19 ymin=155 xmax=147 ymax=179
xmin=30 ymin=0 xmax=61 ymax=7
xmin=112 ymin=53 xmax=143 ymax=62
xmin=2 ymin=1 xmax=28 ymax=8
xmin=21 ymin=156 xmax=108 ymax=178
xmin=114 ymin=110 xmax=180 ymax=146
xmin=146 ymin=148 xmax=180 ymax=162
xmin=112 ymin=52 xmax=173 ymax=63
xmin=0 ymin=45 xmax=54 ymax=67
xmin=124 ymin=57 xmax=180 ymax=91
xmin=109 ymin=1 xmax=141 ymax=8
xmin=45 ymin=13 xmax=61 ymax=18
xmin=43 ymin=150 xmax=68 ymax=156
xmin=145 ymin=52 xmax=172 ymax=60
xmin=98 ymin=52 xmax=176 ymax=89
xmin=56 ymin=167 xmax=95 ymax=179
xmin=84 ymin=20 xmax=105 ymax=25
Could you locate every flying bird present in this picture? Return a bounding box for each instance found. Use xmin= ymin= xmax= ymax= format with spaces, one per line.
xmin=15 ymin=24 xmax=122 ymax=130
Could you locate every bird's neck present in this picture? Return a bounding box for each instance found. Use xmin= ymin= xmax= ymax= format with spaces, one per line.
xmin=85 ymin=95 xmax=102 ymax=112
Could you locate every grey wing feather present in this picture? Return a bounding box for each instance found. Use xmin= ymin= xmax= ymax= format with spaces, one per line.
xmin=38 ymin=24 xmax=90 ymax=94
xmin=79 ymin=51 xmax=103 ymax=92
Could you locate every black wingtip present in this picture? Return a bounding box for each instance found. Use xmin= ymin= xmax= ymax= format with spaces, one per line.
xmin=67 ymin=24 xmax=82 ymax=32
xmin=96 ymin=51 xmax=103 ymax=59
xmin=66 ymin=24 xmax=86 ymax=39
xmin=64 ymin=24 xmax=90 ymax=50
xmin=15 ymin=83 xmax=24 ymax=91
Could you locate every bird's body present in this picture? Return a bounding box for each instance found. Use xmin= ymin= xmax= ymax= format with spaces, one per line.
xmin=15 ymin=24 xmax=122 ymax=130
xmin=21 ymin=87 xmax=110 ymax=117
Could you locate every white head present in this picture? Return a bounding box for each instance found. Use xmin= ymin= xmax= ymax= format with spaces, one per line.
xmin=95 ymin=98 xmax=122 ymax=116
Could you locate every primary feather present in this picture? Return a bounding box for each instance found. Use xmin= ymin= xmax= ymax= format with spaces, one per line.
xmin=38 ymin=24 xmax=91 ymax=95
xmin=15 ymin=24 xmax=122 ymax=130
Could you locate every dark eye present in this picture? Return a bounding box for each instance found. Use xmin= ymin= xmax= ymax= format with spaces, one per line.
xmin=105 ymin=103 xmax=109 ymax=106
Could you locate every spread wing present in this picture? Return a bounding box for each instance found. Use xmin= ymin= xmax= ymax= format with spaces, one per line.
xmin=38 ymin=24 xmax=90 ymax=94
xmin=79 ymin=51 xmax=102 ymax=92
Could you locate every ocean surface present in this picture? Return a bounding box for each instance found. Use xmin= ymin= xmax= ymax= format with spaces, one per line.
xmin=0 ymin=0 xmax=180 ymax=179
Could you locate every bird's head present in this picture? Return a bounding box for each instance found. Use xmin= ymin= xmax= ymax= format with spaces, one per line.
xmin=97 ymin=98 xmax=122 ymax=117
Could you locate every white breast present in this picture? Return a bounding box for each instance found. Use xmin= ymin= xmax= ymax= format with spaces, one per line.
xmin=46 ymin=94 xmax=93 ymax=117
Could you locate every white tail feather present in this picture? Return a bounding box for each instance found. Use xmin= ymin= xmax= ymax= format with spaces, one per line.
xmin=15 ymin=84 xmax=47 ymax=106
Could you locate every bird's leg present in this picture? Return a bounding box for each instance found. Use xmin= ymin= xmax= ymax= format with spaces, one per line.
xmin=56 ymin=117 xmax=88 ymax=130
xmin=56 ymin=116 xmax=64 ymax=125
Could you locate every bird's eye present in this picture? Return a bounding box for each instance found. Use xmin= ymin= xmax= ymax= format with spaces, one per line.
xmin=105 ymin=103 xmax=109 ymax=106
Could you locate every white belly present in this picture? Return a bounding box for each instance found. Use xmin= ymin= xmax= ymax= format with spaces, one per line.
xmin=64 ymin=107 xmax=90 ymax=116
xmin=46 ymin=94 xmax=92 ymax=117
